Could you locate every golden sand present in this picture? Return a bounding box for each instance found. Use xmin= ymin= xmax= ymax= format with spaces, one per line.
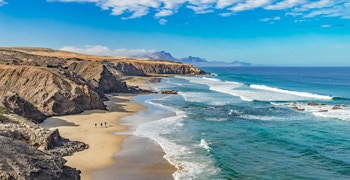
xmin=41 ymin=95 xmax=147 ymax=180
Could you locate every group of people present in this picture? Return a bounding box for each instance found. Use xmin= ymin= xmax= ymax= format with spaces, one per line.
xmin=95 ymin=122 xmax=108 ymax=128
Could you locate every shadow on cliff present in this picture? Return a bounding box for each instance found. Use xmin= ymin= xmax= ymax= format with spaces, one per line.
xmin=42 ymin=117 xmax=79 ymax=128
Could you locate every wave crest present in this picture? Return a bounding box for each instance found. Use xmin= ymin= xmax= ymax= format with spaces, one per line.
xmin=250 ymin=84 xmax=333 ymax=100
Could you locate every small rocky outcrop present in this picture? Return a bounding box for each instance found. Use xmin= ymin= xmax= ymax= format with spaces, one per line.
xmin=161 ymin=90 xmax=178 ymax=94
xmin=292 ymin=106 xmax=305 ymax=111
xmin=307 ymin=102 xmax=319 ymax=106
xmin=332 ymin=105 xmax=342 ymax=110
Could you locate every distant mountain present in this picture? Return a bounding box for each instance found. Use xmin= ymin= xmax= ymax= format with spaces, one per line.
xmin=134 ymin=51 xmax=253 ymax=67
xmin=133 ymin=50 xmax=178 ymax=61
xmin=179 ymin=56 xmax=208 ymax=64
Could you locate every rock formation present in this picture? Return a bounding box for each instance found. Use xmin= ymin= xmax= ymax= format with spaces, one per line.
xmin=0 ymin=64 xmax=105 ymax=123
xmin=0 ymin=112 xmax=87 ymax=179
xmin=0 ymin=47 xmax=207 ymax=179
xmin=0 ymin=47 xmax=207 ymax=122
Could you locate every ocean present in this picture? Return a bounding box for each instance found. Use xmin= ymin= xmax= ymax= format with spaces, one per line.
xmin=131 ymin=67 xmax=350 ymax=179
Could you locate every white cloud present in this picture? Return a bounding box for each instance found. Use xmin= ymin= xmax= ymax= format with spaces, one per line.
xmin=231 ymin=0 xmax=272 ymax=12
xmin=273 ymin=16 xmax=281 ymax=20
xmin=0 ymin=0 xmax=7 ymax=6
xmin=216 ymin=0 xmax=239 ymax=9
xmin=155 ymin=9 xmax=174 ymax=17
xmin=301 ymin=0 xmax=334 ymax=9
xmin=320 ymin=24 xmax=331 ymax=28
xmin=260 ymin=18 xmax=270 ymax=22
xmin=60 ymin=45 xmax=156 ymax=56
xmin=260 ymin=16 xmax=281 ymax=22
xmin=159 ymin=18 xmax=168 ymax=25
xmin=265 ymin=0 xmax=305 ymax=10
xmin=48 ymin=0 xmax=350 ymax=20
xmin=47 ymin=0 xmax=98 ymax=2
xmin=187 ymin=4 xmax=214 ymax=14
xmin=219 ymin=12 xmax=234 ymax=17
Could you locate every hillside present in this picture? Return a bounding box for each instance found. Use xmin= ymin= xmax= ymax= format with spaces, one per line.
xmin=0 ymin=47 xmax=207 ymax=122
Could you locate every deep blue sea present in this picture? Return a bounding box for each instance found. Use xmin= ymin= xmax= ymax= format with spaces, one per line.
xmin=133 ymin=67 xmax=350 ymax=179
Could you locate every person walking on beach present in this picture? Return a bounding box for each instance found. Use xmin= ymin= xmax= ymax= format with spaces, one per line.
xmin=100 ymin=122 xmax=103 ymax=128
xmin=104 ymin=122 xmax=107 ymax=128
xmin=94 ymin=123 xmax=97 ymax=128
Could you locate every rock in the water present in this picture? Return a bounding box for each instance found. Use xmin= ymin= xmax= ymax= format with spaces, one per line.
xmin=161 ymin=90 xmax=178 ymax=94
xmin=307 ymin=102 xmax=319 ymax=106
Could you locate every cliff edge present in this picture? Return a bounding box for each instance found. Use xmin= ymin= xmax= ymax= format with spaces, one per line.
xmin=0 ymin=47 xmax=207 ymax=122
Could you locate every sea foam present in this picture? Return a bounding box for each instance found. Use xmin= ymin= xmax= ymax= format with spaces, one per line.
xmin=250 ymin=84 xmax=333 ymax=100
xmin=199 ymin=139 xmax=211 ymax=152
xmin=134 ymin=99 xmax=220 ymax=179
xmin=176 ymin=76 xmax=333 ymax=102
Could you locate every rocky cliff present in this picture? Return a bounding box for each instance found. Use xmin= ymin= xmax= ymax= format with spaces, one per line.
xmin=0 ymin=47 xmax=207 ymax=180
xmin=0 ymin=110 xmax=87 ymax=179
xmin=0 ymin=47 xmax=206 ymax=122
xmin=0 ymin=64 xmax=105 ymax=122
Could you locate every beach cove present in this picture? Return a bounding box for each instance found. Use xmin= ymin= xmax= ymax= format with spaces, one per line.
xmin=41 ymin=93 xmax=176 ymax=180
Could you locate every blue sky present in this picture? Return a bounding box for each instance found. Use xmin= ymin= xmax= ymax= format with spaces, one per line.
xmin=1 ymin=0 xmax=350 ymax=66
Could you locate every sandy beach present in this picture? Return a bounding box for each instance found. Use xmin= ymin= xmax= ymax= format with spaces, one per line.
xmin=41 ymin=94 xmax=175 ymax=180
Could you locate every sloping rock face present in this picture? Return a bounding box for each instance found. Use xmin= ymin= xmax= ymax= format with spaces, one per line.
xmin=0 ymin=114 xmax=87 ymax=179
xmin=0 ymin=47 xmax=206 ymax=122
xmin=1 ymin=92 xmax=47 ymax=122
xmin=0 ymin=65 xmax=105 ymax=123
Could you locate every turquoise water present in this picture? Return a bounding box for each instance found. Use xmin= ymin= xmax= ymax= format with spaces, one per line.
xmin=133 ymin=67 xmax=350 ymax=179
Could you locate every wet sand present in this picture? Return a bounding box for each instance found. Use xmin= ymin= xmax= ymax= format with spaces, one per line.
xmin=41 ymin=94 xmax=176 ymax=180
xmin=93 ymin=136 xmax=176 ymax=180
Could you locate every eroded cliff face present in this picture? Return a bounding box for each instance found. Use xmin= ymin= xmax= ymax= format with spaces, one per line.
xmin=0 ymin=47 xmax=206 ymax=122
xmin=0 ymin=113 xmax=87 ymax=180
xmin=0 ymin=65 xmax=105 ymax=122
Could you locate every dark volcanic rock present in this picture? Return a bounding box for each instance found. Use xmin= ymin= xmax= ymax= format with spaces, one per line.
xmin=161 ymin=90 xmax=178 ymax=94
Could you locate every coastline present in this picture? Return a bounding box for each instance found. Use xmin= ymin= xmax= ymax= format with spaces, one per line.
xmin=40 ymin=95 xmax=151 ymax=180
xmin=40 ymin=75 xmax=178 ymax=180
xmin=93 ymin=94 xmax=177 ymax=180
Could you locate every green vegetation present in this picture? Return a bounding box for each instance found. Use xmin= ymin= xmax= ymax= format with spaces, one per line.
xmin=0 ymin=106 xmax=8 ymax=114
xmin=0 ymin=106 xmax=9 ymax=122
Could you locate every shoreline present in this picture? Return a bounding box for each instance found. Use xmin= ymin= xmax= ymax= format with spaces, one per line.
xmin=41 ymin=94 xmax=163 ymax=179
xmin=40 ymin=94 xmax=176 ymax=180
xmin=94 ymin=94 xmax=177 ymax=179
